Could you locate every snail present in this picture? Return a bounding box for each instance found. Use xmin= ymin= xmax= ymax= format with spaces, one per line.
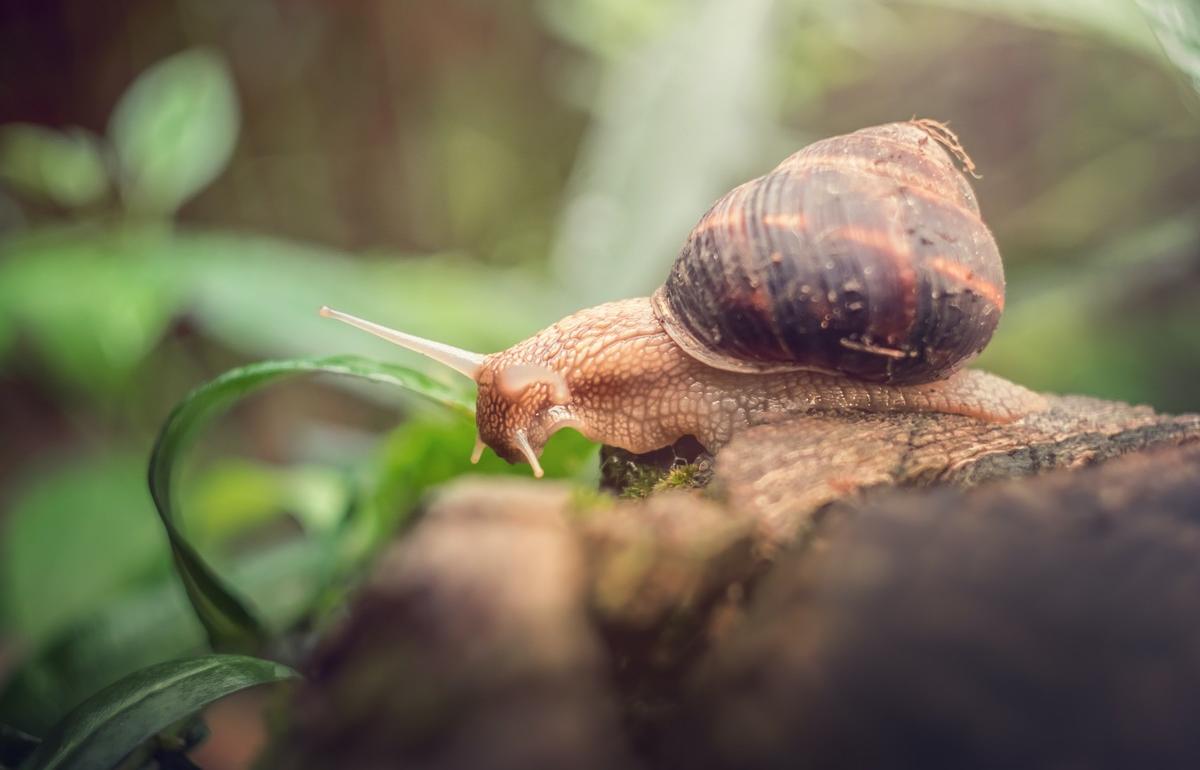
xmin=321 ymin=120 xmax=1045 ymax=477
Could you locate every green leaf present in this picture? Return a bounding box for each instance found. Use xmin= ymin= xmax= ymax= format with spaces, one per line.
xmin=353 ymin=411 xmax=598 ymax=546
xmin=0 ymin=537 xmax=329 ymax=735
xmin=0 ymin=227 xmax=182 ymax=396
xmin=1136 ymin=0 xmax=1200 ymax=95
xmin=147 ymin=356 xmax=473 ymax=651
xmin=109 ymin=48 xmax=239 ymax=215
xmin=184 ymin=460 xmax=351 ymax=546
xmin=1 ymin=454 xmax=171 ymax=649
xmin=0 ymin=578 xmax=206 ymax=736
xmin=0 ymin=125 xmax=108 ymax=208
xmin=17 ymin=655 xmax=296 ymax=770
xmin=1 ymin=225 xmax=567 ymax=382
xmin=170 ymin=230 xmax=569 ymax=360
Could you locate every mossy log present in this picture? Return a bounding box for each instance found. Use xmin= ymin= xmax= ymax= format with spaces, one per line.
xmin=269 ymin=394 xmax=1200 ymax=769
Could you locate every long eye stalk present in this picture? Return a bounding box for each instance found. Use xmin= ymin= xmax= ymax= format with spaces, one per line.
xmin=319 ymin=306 xmax=485 ymax=380
xmin=321 ymin=306 xmax=552 ymax=479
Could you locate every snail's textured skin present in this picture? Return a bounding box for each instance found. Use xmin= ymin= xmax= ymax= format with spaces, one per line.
xmin=475 ymin=298 xmax=1044 ymax=464
xmin=656 ymin=121 xmax=1003 ymax=384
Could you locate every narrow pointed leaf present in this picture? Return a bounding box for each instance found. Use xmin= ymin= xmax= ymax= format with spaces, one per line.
xmin=18 ymin=655 xmax=296 ymax=770
xmin=148 ymin=355 xmax=474 ymax=651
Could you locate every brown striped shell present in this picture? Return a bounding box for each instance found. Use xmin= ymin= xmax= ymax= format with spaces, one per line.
xmin=651 ymin=120 xmax=1004 ymax=385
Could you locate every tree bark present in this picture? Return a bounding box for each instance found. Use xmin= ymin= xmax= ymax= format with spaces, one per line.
xmin=270 ymin=395 xmax=1200 ymax=769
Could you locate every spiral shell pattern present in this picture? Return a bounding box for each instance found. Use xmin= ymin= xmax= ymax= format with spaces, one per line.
xmin=652 ymin=121 xmax=1004 ymax=385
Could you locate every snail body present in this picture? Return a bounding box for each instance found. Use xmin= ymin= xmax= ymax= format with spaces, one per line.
xmin=322 ymin=120 xmax=1045 ymax=477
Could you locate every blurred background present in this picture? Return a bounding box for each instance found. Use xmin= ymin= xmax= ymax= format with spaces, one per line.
xmin=0 ymin=0 xmax=1198 ymax=763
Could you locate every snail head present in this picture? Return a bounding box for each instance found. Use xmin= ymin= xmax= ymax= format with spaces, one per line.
xmin=319 ymin=306 xmax=577 ymax=477
xmin=473 ymin=360 xmax=578 ymax=477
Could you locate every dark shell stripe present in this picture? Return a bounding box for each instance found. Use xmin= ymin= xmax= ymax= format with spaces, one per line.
xmin=659 ymin=121 xmax=1004 ymax=385
xmin=896 ymin=187 xmax=1003 ymax=290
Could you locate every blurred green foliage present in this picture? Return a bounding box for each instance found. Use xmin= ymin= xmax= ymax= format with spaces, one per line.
xmin=2 ymin=455 xmax=170 ymax=649
xmin=0 ymin=126 xmax=107 ymax=209
xmin=109 ymin=49 xmax=239 ymax=217
xmin=0 ymin=0 xmax=1198 ymax=762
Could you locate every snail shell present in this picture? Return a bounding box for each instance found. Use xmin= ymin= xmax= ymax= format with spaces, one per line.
xmin=651 ymin=120 xmax=1004 ymax=385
